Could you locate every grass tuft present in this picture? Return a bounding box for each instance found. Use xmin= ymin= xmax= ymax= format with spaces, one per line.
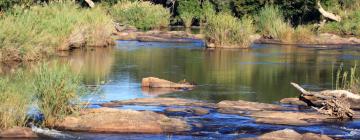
xmin=205 ymin=13 xmax=255 ymax=48
xmin=33 ymin=62 xmax=83 ymax=127
xmin=110 ymin=1 xmax=170 ymax=30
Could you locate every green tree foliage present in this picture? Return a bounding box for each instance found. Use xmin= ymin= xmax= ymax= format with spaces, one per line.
xmin=177 ymin=0 xmax=202 ymax=27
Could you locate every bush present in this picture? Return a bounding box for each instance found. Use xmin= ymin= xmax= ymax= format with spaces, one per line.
xmin=177 ymin=0 xmax=201 ymax=27
xmin=110 ymin=1 xmax=170 ymax=30
xmin=205 ymin=13 xmax=255 ymax=48
xmin=33 ymin=62 xmax=83 ymax=126
xmin=321 ymin=10 xmax=360 ymax=36
xmin=257 ymin=5 xmax=294 ymax=43
xmin=0 ymin=71 xmax=31 ymax=129
xmin=293 ymin=25 xmax=316 ymax=44
xmin=0 ymin=1 xmax=114 ymax=62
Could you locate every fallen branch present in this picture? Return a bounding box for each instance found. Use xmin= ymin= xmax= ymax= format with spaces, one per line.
xmin=85 ymin=0 xmax=95 ymax=8
xmin=291 ymin=82 xmax=355 ymax=119
xmin=317 ymin=1 xmax=341 ymax=22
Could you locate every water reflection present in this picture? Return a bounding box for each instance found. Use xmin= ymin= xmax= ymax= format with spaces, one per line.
xmin=61 ymin=48 xmax=115 ymax=85
xmin=65 ymin=41 xmax=360 ymax=103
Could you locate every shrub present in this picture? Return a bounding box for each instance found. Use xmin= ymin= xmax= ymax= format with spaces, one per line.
xmin=321 ymin=10 xmax=360 ymax=36
xmin=257 ymin=5 xmax=294 ymax=43
xmin=33 ymin=62 xmax=83 ymax=127
xmin=205 ymin=13 xmax=255 ymax=48
xmin=0 ymin=71 xmax=31 ymax=129
xmin=293 ymin=25 xmax=316 ymax=44
xmin=0 ymin=1 xmax=114 ymax=61
xmin=110 ymin=1 xmax=170 ymax=30
xmin=177 ymin=0 xmax=201 ymax=27
xmin=200 ymin=0 xmax=215 ymax=25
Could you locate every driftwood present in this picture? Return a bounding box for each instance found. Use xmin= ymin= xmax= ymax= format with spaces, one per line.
xmin=291 ymin=82 xmax=357 ymax=119
xmin=317 ymin=1 xmax=341 ymax=22
xmin=85 ymin=0 xmax=95 ymax=8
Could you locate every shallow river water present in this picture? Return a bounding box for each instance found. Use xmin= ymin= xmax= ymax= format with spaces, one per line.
xmin=53 ymin=40 xmax=360 ymax=139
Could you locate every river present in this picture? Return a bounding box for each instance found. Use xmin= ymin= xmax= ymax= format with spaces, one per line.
xmin=50 ymin=40 xmax=360 ymax=139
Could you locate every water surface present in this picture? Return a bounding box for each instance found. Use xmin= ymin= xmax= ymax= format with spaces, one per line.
xmin=64 ymin=41 xmax=360 ymax=103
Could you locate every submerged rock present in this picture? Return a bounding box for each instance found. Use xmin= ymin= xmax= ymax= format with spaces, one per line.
xmin=142 ymin=77 xmax=195 ymax=88
xmin=165 ymin=107 xmax=210 ymax=116
xmin=0 ymin=127 xmax=38 ymax=138
xmin=280 ymin=98 xmax=307 ymax=106
xmin=241 ymin=129 xmax=333 ymax=140
xmin=101 ymin=98 xmax=215 ymax=108
xmin=54 ymin=108 xmax=190 ymax=133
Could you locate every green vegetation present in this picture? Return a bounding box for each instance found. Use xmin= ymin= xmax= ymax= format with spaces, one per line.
xmin=177 ymin=0 xmax=201 ymax=27
xmin=0 ymin=62 xmax=83 ymax=129
xmin=334 ymin=64 xmax=360 ymax=93
xmin=110 ymin=1 xmax=170 ymax=30
xmin=205 ymin=13 xmax=254 ymax=48
xmin=257 ymin=5 xmax=293 ymax=43
xmin=34 ymin=62 xmax=83 ymax=126
xmin=0 ymin=1 xmax=113 ymax=62
xmin=0 ymin=71 xmax=31 ymax=129
xmin=321 ymin=10 xmax=360 ymax=36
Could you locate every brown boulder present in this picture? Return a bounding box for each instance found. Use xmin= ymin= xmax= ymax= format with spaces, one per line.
xmin=101 ymin=98 xmax=215 ymax=108
xmin=217 ymin=100 xmax=286 ymax=112
xmin=245 ymin=129 xmax=334 ymax=140
xmin=280 ymin=98 xmax=307 ymax=106
xmin=250 ymin=111 xmax=330 ymax=126
xmin=258 ymin=129 xmax=303 ymax=140
xmin=142 ymin=77 xmax=195 ymax=88
xmin=54 ymin=108 xmax=190 ymax=133
xmin=216 ymin=99 xmax=360 ymax=126
xmin=0 ymin=127 xmax=37 ymax=138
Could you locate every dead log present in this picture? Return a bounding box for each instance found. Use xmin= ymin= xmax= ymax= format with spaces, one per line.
xmin=85 ymin=0 xmax=95 ymax=8
xmin=317 ymin=1 xmax=341 ymax=22
xmin=291 ymin=82 xmax=357 ymax=119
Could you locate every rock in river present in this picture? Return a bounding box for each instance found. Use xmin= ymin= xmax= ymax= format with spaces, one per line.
xmin=280 ymin=98 xmax=308 ymax=106
xmin=241 ymin=129 xmax=333 ymax=140
xmin=0 ymin=127 xmax=38 ymax=138
xmin=54 ymin=108 xmax=190 ymax=133
xmin=142 ymin=77 xmax=195 ymax=88
xmin=217 ymin=100 xmax=359 ymax=126
xmin=165 ymin=107 xmax=210 ymax=116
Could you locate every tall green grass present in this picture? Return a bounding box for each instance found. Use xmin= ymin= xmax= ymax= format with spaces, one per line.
xmin=0 ymin=1 xmax=114 ymax=62
xmin=334 ymin=64 xmax=359 ymax=93
xmin=177 ymin=0 xmax=201 ymax=27
xmin=205 ymin=13 xmax=255 ymax=48
xmin=110 ymin=1 xmax=170 ymax=30
xmin=0 ymin=71 xmax=32 ymax=129
xmin=0 ymin=62 xmax=85 ymax=128
xmin=33 ymin=62 xmax=83 ymax=127
xmin=257 ymin=5 xmax=294 ymax=43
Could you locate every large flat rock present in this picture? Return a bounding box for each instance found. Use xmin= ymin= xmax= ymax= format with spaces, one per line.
xmin=241 ymin=129 xmax=333 ymax=140
xmin=217 ymin=100 xmax=287 ymax=112
xmin=54 ymin=108 xmax=190 ymax=133
xmin=0 ymin=127 xmax=37 ymax=138
xmin=217 ymin=100 xmax=360 ymax=126
xmin=101 ymin=98 xmax=216 ymax=108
